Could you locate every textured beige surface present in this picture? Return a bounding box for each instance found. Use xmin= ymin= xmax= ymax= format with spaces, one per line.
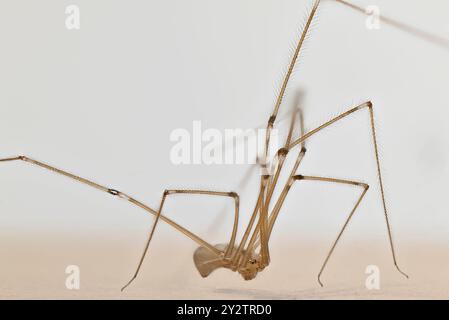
xmin=1 ymin=233 xmax=448 ymax=299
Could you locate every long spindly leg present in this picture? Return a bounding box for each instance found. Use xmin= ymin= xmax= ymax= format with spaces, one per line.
xmin=259 ymin=106 xmax=307 ymax=265
xmin=121 ymin=191 xmax=166 ymax=291
xmin=267 ymin=104 xmax=306 ymax=198
xmin=244 ymin=146 xmax=307 ymax=268
xmin=121 ymin=188 xmax=241 ymax=290
xmin=263 ymin=0 xmax=321 ymax=160
xmin=208 ymin=161 xmax=258 ymax=236
xmin=160 ymin=190 xmax=240 ymax=258
xmin=268 ymin=101 xmax=408 ymax=279
xmin=0 ymin=156 xmax=222 ymax=257
xmin=238 ymin=105 xmax=307 ymax=269
xmin=291 ymin=175 xmax=369 ymax=286
xmin=232 ymin=177 xmax=268 ymax=268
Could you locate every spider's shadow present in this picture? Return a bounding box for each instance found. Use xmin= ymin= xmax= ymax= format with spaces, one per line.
xmin=212 ymin=286 xmax=384 ymax=299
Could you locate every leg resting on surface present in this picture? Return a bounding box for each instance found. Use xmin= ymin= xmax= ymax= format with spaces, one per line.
xmin=287 ymin=101 xmax=408 ymax=280
xmin=121 ymin=188 xmax=240 ymax=290
xmin=292 ymin=175 xmax=370 ymax=286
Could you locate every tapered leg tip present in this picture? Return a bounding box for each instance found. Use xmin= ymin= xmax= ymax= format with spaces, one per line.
xmin=121 ymin=277 xmax=136 ymax=292
xmin=121 ymin=285 xmax=129 ymax=292
xmin=395 ymin=264 xmax=409 ymax=279
xmin=317 ymin=277 xmax=324 ymax=288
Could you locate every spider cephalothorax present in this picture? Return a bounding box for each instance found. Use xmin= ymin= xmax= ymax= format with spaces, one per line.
xmin=237 ymin=257 xmax=264 ymax=280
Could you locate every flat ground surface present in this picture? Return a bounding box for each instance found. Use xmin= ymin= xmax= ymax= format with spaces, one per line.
xmin=1 ymin=234 xmax=448 ymax=299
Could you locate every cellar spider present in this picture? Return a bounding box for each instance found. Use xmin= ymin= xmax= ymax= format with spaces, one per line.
xmin=4 ymin=0 xmax=446 ymax=291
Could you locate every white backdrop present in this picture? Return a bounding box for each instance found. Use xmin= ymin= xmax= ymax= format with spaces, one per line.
xmin=0 ymin=0 xmax=448 ymax=269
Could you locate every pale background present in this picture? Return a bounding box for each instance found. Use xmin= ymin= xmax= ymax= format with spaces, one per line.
xmin=0 ymin=0 xmax=448 ymax=299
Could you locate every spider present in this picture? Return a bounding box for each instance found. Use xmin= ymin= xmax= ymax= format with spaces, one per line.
xmin=8 ymin=0 xmax=444 ymax=291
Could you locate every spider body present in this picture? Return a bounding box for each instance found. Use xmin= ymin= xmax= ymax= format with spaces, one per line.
xmin=193 ymin=243 xmax=264 ymax=280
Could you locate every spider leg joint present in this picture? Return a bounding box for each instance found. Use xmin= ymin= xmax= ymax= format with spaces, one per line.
xmin=107 ymin=188 xmax=121 ymax=196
